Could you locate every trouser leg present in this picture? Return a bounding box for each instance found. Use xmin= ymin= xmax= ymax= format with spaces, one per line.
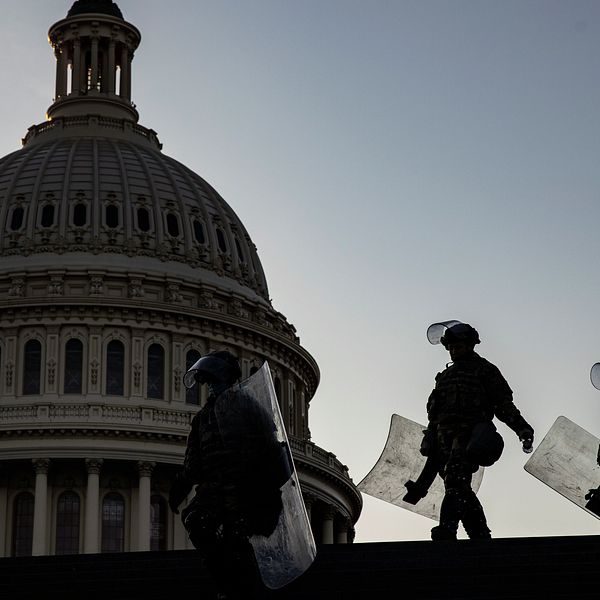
xmin=461 ymin=490 xmax=491 ymax=539
xmin=185 ymin=510 xmax=263 ymax=599
xmin=431 ymin=451 xmax=474 ymax=541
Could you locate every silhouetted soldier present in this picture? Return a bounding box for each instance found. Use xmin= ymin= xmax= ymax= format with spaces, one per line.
xmin=169 ymin=351 xmax=285 ymax=599
xmin=416 ymin=323 xmax=534 ymax=540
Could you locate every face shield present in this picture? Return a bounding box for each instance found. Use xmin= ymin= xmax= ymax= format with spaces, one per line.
xmin=591 ymin=363 xmax=600 ymax=391
xmin=426 ymin=320 xmax=463 ymax=345
xmin=183 ymin=353 xmax=241 ymax=390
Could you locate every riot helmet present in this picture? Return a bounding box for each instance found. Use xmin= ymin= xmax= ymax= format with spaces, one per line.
xmin=183 ymin=350 xmax=242 ymax=390
xmin=439 ymin=323 xmax=481 ymax=349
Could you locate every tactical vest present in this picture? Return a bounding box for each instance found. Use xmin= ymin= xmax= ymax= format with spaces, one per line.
xmin=428 ymin=358 xmax=495 ymax=426
xmin=185 ymin=402 xmax=240 ymax=486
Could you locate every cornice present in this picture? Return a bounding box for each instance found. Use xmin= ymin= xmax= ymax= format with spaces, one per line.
xmin=0 ymin=295 xmax=320 ymax=395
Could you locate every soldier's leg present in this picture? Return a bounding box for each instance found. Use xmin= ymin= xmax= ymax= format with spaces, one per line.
xmin=431 ymin=452 xmax=472 ymax=541
xmin=219 ymin=518 xmax=263 ymax=600
xmin=461 ymin=491 xmax=491 ymax=539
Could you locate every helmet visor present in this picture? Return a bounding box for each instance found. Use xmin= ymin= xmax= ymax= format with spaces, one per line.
xmin=426 ymin=320 xmax=463 ymax=345
xmin=591 ymin=363 xmax=600 ymax=391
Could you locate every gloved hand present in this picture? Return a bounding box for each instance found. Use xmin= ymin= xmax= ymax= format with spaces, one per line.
xmin=518 ymin=428 xmax=534 ymax=454
xmin=403 ymin=480 xmax=428 ymax=505
xmin=169 ymin=472 xmax=193 ymax=514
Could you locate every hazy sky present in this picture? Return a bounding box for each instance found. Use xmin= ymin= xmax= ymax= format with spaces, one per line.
xmin=2 ymin=0 xmax=600 ymax=542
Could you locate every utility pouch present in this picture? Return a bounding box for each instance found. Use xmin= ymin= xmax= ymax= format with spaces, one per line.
xmin=466 ymin=421 xmax=504 ymax=467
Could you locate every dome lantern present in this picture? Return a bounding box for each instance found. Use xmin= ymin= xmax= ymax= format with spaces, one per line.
xmin=46 ymin=0 xmax=140 ymax=123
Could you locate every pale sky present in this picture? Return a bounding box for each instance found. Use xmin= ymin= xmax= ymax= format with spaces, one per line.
xmin=1 ymin=0 xmax=600 ymax=542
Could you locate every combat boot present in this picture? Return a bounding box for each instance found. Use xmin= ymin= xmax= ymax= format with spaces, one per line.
xmin=430 ymin=525 xmax=457 ymax=541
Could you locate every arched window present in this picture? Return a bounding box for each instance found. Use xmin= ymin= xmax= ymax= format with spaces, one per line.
xmin=101 ymin=493 xmax=125 ymax=553
xmin=235 ymin=238 xmax=245 ymax=263
xmin=12 ymin=492 xmax=34 ymax=557
xmin=166 ymin=213 xmax=180 ymax=237
xmin=193 ymin=220 xmax=205 ymax=244
xmin=105 ymin=205 xmax=119 ymax=228
xmin=147 ymin=344 xmax=165 ymax=400
xmin=10 ymin=207 xmax=24 ymax=231
xmin=289 ymin=385 xmax=296 ymax=436
xmin=73 ymin=203 xmax=87 ymax=227
xmin=216 ymin=228 xmax=227 ymax=253
xmin=150 ymin=495 xmax=167 ymax=551
xmin=106 ymin=340 xmax=125 ymax=396
xmin=274 ymin=377 xmax=282 ymax=403
xmin=23 ymin=339 xmax=42 ymax=395
xmin=185 ymin=350 xmax=201 ymax=405
xmin=41 ymin=204 xmax=55 ymax=228
xmin=64 ymin=339 xmax=83 ymax=394
xmin=137 ymin=207 xmax=151 ymax=232
xmin=56 ymin=491 xmax=80 ymax=555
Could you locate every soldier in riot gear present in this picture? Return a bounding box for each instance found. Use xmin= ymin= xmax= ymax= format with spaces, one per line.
xmin=419 ymin=323 xmax=534 ymax=540
xmin=168 ymin=351 xmax=284 ymax=599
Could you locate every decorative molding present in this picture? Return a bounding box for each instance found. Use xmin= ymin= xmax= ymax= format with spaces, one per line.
xmin=32 ymin=458 xmax=50 ymax=475
xmin=9 ymin=277 xmax=25 ymax=297
xmin=137 ymin=460 xmax=156 ymax=478
xmin=85 ymin=458 xmax=104 ymax=475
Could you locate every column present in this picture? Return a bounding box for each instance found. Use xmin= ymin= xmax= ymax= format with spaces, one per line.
xmin=120 ymin=45 xmax=130 ymax=100
xmin=126 ymin=51 xmax=133 ymax=100
xmin=335 ymin=518 xmax=350 ymax=544
xmin=321 ymin=507 xmax=335 ymax=545
xmin=91 ymin=37 xmax=99 ymax=90
xmin=101 ymin=44 xmax=109 ymax=93
xmin=137 ymin=461 xmax=155 ymax=551
xmin=302 ymin=493 xmax=315 ymax=522
xmin=0 ymin=481 xmax=7 ymax=558
xmin=32 ymin=459 xmax=50 ymax=556
xmin=84 ymin=459 xmax=103 ymax=554
xmin=72 ymin=38 xmax=81 ymax=95
xmin=107 ymin=40 xmax=116 ymax=94
xmin=55 ymin=48 xmax=63 ymax=99
xmin=59 ymin=48 xmax=68 ymax=97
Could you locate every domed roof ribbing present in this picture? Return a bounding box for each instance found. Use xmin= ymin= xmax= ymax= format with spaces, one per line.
xmin=0 ymin=135 xmax=269 ymax=301
xmin=67 ymin=0 xmax=124 ymax=19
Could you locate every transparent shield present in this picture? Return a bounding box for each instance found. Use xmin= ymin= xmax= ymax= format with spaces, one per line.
xmin=590 ymin=363 xmax=600 ymax=391
xmin=183 ymin=356 xmax=203 ymax=389
xmin=358 ymin=414 xmax=484 ymax=521
xmin=215 ymin=362 xmax=316 ymax=589
xmin=427 ymin=320 xmax=463 ymax=345
xmin=524 ymin=416 xmax=600 ymax=519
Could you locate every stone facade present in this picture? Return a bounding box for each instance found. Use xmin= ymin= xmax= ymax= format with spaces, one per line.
xmin=0 ymin=0 xmax=361 ymax=557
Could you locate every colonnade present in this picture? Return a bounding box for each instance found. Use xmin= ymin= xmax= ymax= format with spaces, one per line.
xmin=54 ymin=36 xmax=132 ymax=100
xmin=304 ymin=494 xmax=354 ymax=545
xmin=5 ymin=458 xmax=353 ymax=557
xmin=27 ymin=457 xmax=158 ymax=556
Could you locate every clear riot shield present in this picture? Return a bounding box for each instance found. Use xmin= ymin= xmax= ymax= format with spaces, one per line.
xmin=590 ymin=363 xmax=600 ymax=391
xmin=215 ymin=362 xmax=316 ymax=589
xmin=524 ymin=416 xmax=600 ymax=519
xmin=427 ymin=320 xmax=462 ymax=345
xmin=358 ymin=414 xmax=484 ymax=521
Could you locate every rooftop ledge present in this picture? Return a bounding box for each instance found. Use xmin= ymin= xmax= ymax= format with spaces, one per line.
xmin=22 ymin=115 xmax=162 ymax=150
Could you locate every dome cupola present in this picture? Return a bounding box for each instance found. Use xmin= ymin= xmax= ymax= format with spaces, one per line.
xmin=47 ymin=0 xmax=140 ymax=122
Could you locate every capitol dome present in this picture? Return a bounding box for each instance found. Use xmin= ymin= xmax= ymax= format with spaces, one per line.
xmin=1 ymin=133 xmax=269 ymax=303
xmin=0 ymin=0 xmax=361 ymax=557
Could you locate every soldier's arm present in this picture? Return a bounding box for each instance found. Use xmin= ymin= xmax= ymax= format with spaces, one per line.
xmin=169 ymin=416 xmax=200 ymax=513
xmin=181 ymin=414 xmax=203 ymax=482
xmin=485 ymin=364 xmax=533 ymax=442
